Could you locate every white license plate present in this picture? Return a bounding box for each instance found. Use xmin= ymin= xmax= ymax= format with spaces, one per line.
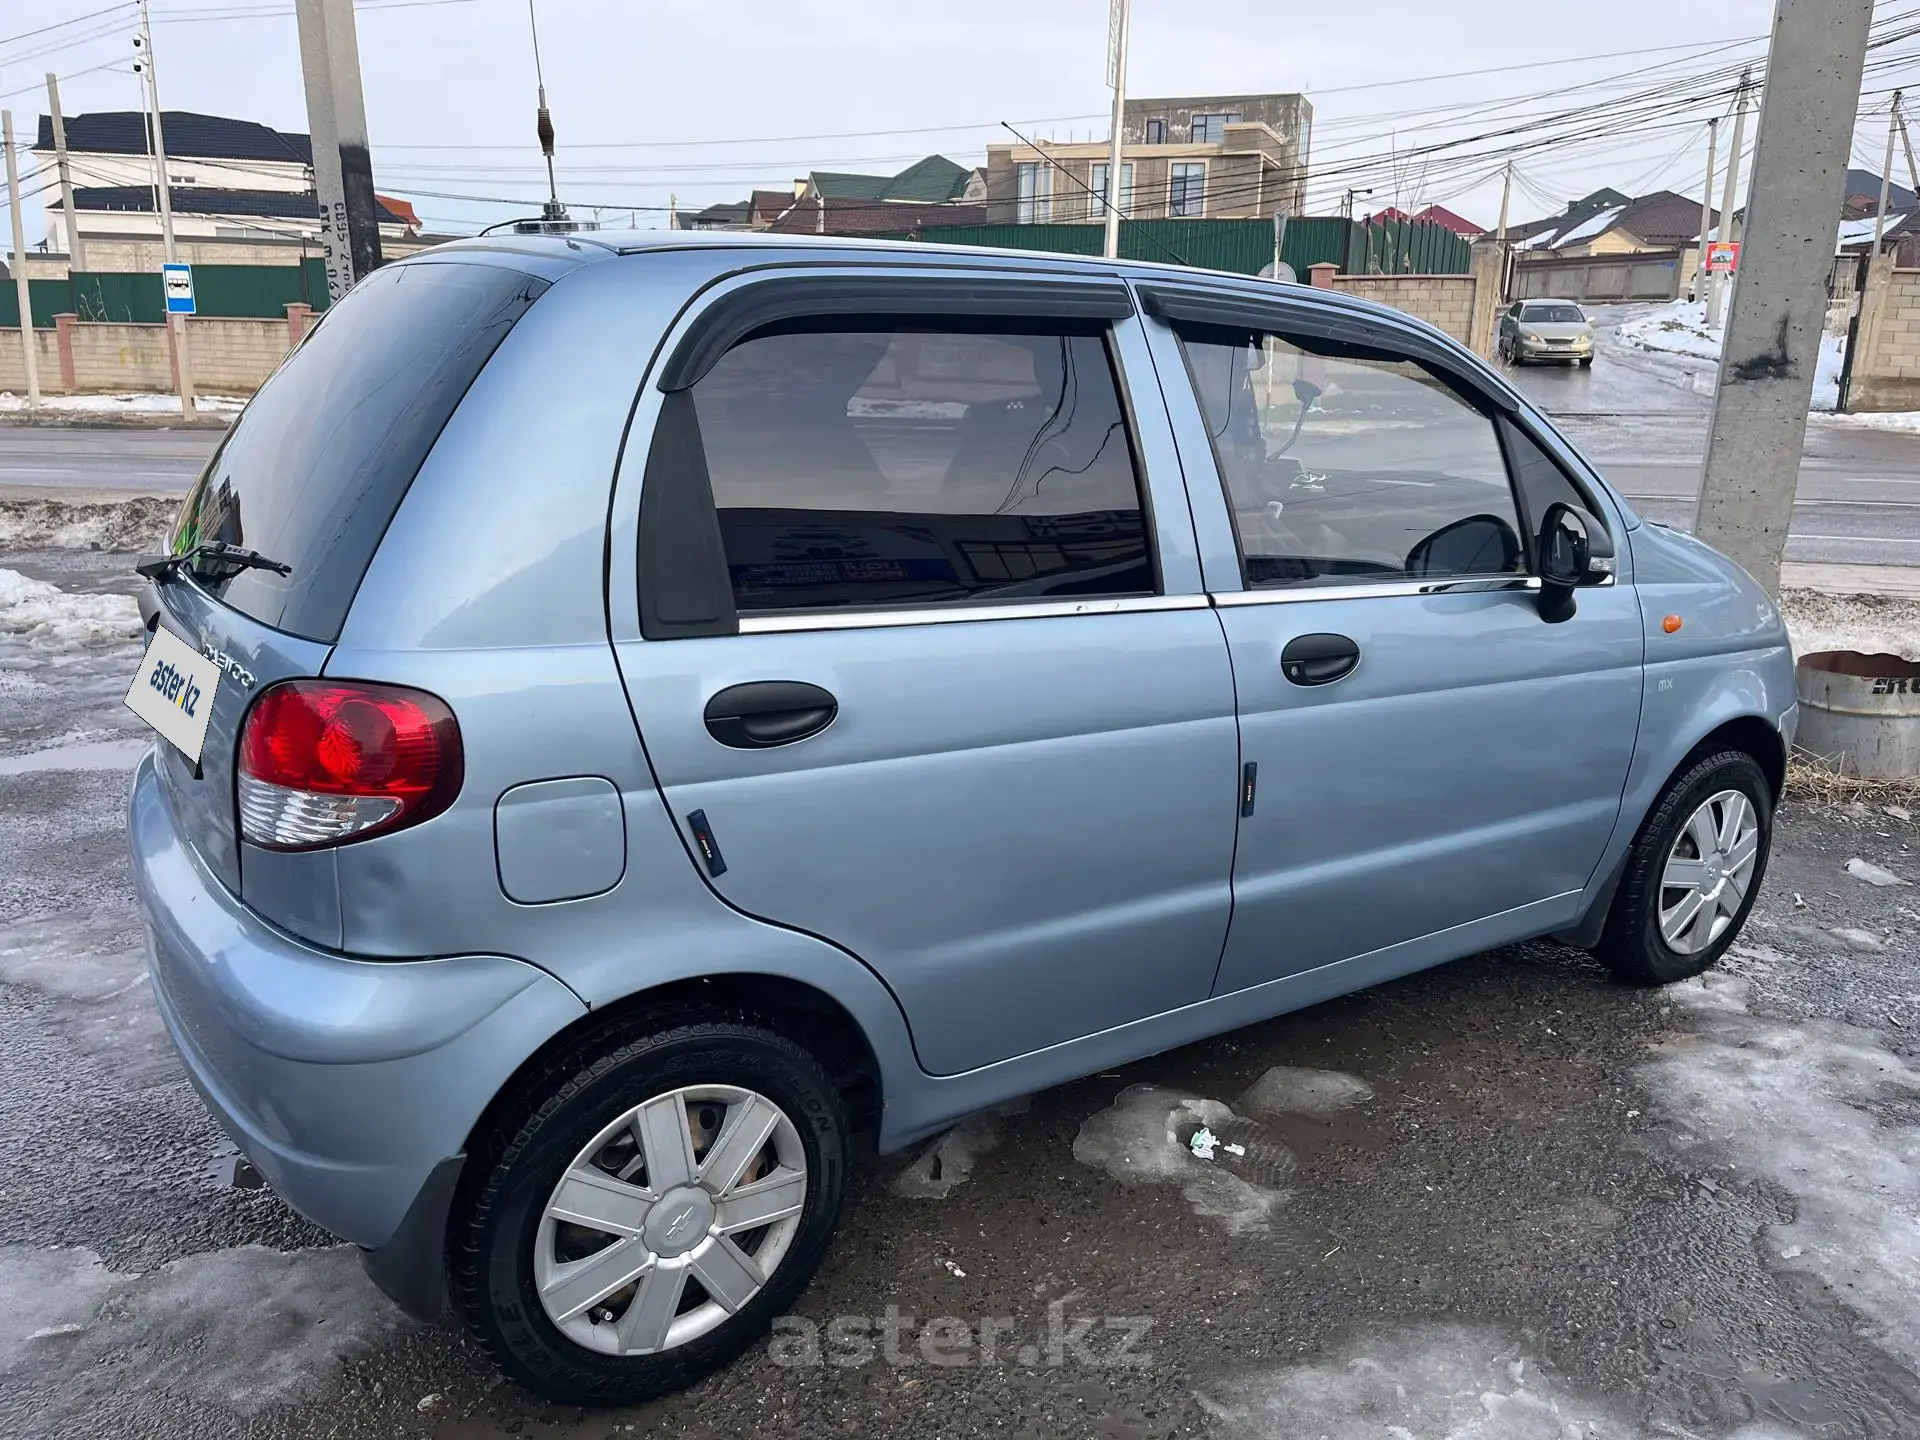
xmin=125 ymin=625 xmax=221 ymax=766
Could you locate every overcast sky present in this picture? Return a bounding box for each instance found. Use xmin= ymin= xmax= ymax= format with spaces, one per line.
xmin=5 ymin=0 xmax=1913 ymax=243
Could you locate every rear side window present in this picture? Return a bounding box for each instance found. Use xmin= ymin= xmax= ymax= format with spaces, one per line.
xmin=682 ymin=320 xmax=1153 ymax=614
xmin=169 ymin=261 xmax=547 ymax=641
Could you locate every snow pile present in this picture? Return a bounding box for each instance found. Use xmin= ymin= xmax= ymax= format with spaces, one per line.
xmin=1073 ymin=1084 xmax=1291 ymax=1236
xmin=0 ymin=497 xmax=176 ymax=552
xmin=1812 ymin=409 xmax=1920 ymax=434
xmin=0 ymin=569 xmax=142 ymax=648
xmin=1781 ymin=589 xmax=1920 ymax=662
xmin=1196 ymin=1324 xmax=1802 ymax=1440
xmin=1611 ymin=300 xmax=1847 ymax=410
xmin=0 ymin=391 xmax=244 ymax=415
xmin=1642 ymin=969 xmax=1920 ymax=1375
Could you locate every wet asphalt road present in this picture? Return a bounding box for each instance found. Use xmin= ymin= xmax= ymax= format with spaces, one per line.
xmin=1 ymin=545 xmax=1918 ymax=1439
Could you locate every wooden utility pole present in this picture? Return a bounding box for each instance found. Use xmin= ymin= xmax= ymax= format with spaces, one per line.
xmin=46 ymin=75 xmax=86 ymax=272
xmin=1706 ymin=69 xmax=1752 ymax=329
xmin=1694 ymin=0 xmax=1874 ymax=595
xmin=1695 ymin=117 xmax=1718 ymax=302
xmin=1873 ymin=92 xmax=1903 ymax=254
xmin=134 ymin=0 xmax=198 ymax=418
xmin=3 ymin=111 xmax=42 ymax=410
xmin=1101 ymin=0 xmax=1131 ymax=259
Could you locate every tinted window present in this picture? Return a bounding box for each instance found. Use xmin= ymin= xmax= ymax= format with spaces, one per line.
xmin=686 ymin=322 xmax=1152 ymax=613
xmin=1521 ymin=303 xmax=1585 ymax=324
xmin=169 ymin=261 xmax=546 ymax=640
xmin=1179 ymin=326 xmax=1525 ymax=587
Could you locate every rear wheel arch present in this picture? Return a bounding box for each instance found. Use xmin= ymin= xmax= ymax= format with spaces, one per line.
xmin=459 ymin=973 xmax=885 ymax=1169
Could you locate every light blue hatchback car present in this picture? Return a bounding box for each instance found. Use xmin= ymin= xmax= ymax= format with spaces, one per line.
xmin=130 ymin=232 xmax=1795 ymax=1405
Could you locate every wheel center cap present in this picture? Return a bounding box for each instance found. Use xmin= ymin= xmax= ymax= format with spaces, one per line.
xmin=644 ymin=1185 xmax=714 ymax=1257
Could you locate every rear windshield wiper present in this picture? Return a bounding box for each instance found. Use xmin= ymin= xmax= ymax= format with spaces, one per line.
xmin=137 ymin=542 xmax=293 ymax=583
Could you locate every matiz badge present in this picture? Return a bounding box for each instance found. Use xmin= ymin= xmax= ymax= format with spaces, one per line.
xmin=125 ymin=626 xmax=222 ymax=766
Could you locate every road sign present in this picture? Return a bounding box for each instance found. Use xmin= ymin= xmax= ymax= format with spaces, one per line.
xmin=1705 ymin=241 xmax=1741 ymax=276
xmin=162 ymin=263 xmax=195 ymax=315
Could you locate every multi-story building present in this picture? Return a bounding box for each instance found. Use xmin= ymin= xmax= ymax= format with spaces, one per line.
xmin=32 ymin=110 xmax=422 ymax=260
xmin=983 ymin=92 xmax=1312 ymax=226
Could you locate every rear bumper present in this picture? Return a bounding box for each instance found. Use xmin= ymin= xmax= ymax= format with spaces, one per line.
xmin=129 ymin=750 xmax=587 ymax=1313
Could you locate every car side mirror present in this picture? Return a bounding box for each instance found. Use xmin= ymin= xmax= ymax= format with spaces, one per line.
xmin=1293 ymin=378 xmax=1321 ymax=409
xmin=1536 ymin=502 xmax=1609 ymax=622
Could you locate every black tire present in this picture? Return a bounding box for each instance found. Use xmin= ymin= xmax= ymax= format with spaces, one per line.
xmin=1597 ymin=748 xmax=1772 ymax=986
xmin=450 ymin=1012 xmax=849 ymax=1406
xmin=1578 ymin=355 xmax=1594 ymax=368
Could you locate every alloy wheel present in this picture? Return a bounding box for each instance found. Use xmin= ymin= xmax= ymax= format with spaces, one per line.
xmin=1658 ymin=788 xmax=1761 ymax=955
xmin=532 ymin=1084 xmax=808 ymax=1356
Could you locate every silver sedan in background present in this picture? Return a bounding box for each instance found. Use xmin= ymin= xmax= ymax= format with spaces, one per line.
xmin=1499 ymin=298 xmax=1595 ymax=366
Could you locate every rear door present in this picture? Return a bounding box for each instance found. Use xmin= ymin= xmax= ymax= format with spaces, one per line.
xmin=609 ymin=266 xmax=1238 ymax=1076
xmin=143 ymin=259 xmax=547 ymax=935
xmin=1138 ymin=286 xmax=1643 ymax=996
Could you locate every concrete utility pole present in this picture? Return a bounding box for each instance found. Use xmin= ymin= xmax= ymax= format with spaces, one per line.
xmin=3 ymin=111 xmax=42 ymax=410
xmin=133 ymin=1 xmax=197 ymax=418
xmin=295 ymin=0 xmax=383 ymax=302
xmin=1706 ymin=69 xmax=1752 ymax=329
xmin=1694 ymin=0 xmax=1874 ymax=596
xmin=1696 ymin=117 xmax=1718 ymax=303
xmin=1496 ymin=161 xmax=1512 ymax=241
xmin=1101 ymin=0 xmax=1131 ymax=259
xmin=45 ymin=75 xmax=86 ymax=272
xmin=1873 ymin=91 xmax=1903 ymax=254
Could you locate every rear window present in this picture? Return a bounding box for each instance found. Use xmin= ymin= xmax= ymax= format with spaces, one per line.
xmin=169 ymin=260 xmax=547 ymax=641
xmin=1522 ymin=303 xmax=1585 ymax=324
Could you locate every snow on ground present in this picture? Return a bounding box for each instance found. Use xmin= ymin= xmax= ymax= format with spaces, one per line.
xmin=0 ymin=497 xmax=175 ymax=552
xmin=1196 ymin=1324 xmax=1801 ymax=1440
xmin=1781 ymin=589 xmax=1920 ymax=661
xmin=0 ymin=391 xmax=244 ymax=416
xmin=1642 ymin=968 xmax=1920 ymax=1377
xmin=1610 ymin=300 xmax=1847 ymax=410
xmin=1810 ymin=408 xmax=1920 ymax=433
xmin=892 ymin=1097 xmax=1030 ymax=1199
xmin=0 ymin=1243 xmax=408 ymax=1422
xmin=0 ymin=569 xmax=142 ymax=649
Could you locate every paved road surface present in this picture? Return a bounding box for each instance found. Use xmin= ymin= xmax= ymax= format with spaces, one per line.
xmin=3 ymin=545 xmax=1918 ymax=1438
xmin=0 ymin=425 xmax=220 ymax=501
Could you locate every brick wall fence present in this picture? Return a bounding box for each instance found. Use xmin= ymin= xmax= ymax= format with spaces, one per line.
xmin=0 ymin=308 xmax=310 ymax=397
xmin=1306 ymin=241 xmax=1504 ymax=361
xmin=1848 ymin=257 xmax=1920 ymax=412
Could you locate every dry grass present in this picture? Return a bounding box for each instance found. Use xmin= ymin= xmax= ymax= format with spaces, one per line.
xmin=1787 ymin=754 xmax=1920 ymax=807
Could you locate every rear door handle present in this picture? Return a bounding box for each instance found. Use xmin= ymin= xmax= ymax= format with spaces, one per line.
xmin=703 ymin=681 xmax=838 ymax=748
xmin=1281 ymin=633 xmax=1360 ymax=686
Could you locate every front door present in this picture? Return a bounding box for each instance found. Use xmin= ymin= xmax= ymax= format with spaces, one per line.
xmin=1149 ymin=302 xmax=1643 ymax=995
xmin=611 ymin=270 xmax=1239 ymax=1075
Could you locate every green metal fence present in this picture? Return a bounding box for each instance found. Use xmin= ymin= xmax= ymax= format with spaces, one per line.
xmin=907 ymin=216 xmax=1472 ymax=278
xmin=2 ymin=262 xmax=334 ymax=327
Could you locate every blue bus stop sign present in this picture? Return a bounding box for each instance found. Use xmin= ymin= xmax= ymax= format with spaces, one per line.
xmin=162 ymin=263 xmax=196 ymax=316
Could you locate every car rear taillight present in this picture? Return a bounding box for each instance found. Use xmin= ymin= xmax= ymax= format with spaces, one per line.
xmin=238 ymin=680 xmax=462 ymax=850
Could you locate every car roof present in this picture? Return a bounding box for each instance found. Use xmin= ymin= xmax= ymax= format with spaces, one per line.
xmin=412 ymin=228 xmax=1462 ymax=341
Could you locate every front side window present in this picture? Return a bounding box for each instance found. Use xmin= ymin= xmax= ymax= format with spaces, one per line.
xmin=1178 ymin=326 xmax=1525 ymax=588
xmin=1170 ymin=163 xmax=1206 ymax=217
xmin=1016 ymin=162 xmax=1051 ymax=223
xmin=684 ymin=321 xmax=1153 ymax=614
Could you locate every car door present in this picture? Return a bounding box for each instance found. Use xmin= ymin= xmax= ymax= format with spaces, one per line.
xmin=608 ymin=265 xmax=1239 ymax=1075
xmin=1136 ymin=284 xmax=1643 ymax=997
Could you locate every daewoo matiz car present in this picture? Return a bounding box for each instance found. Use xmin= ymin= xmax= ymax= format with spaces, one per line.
xmin=128 ymin=232 xmax=1795 ymax=1405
